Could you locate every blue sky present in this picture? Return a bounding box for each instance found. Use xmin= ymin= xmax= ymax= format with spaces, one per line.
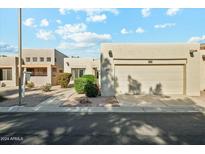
xmin=0 ymin=8 xmax=205 ymax=58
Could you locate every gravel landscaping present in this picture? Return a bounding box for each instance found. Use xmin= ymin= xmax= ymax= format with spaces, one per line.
xmin=0 ymin=86 xmax=69 ymax=107
xmin=62 ymin=93 xmax=119 ymax=107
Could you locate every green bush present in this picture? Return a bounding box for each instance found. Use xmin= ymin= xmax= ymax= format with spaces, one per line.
xmin=82 ymin=74 xmax=96 ymax=83
xmin=58 ymin=73 xmax=72 ymax=88
xmin=74 ymin=77 xmax=88 ymax=94
xmin=84 ymin=81 xmax=99 ymax=97
xmin=26 ymin=81 xmax=34 ymax=89
xmin=74 ymin=75 xmax=97 ymax=94
xmin=41 ymin=83 xmax=52 ymax=92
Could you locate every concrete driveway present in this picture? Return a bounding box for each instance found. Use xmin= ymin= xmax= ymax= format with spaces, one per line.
xmin=116 ymin=94 xmax=205 ymax=112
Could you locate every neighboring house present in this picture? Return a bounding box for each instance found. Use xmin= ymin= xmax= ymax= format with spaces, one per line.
xmin=22 ymin=49 xmax=67 ymax=86
xmin=0 ymin=49 xmax=67 ymax=87
xmin=0 ymin=56 xmax=18 ymax=87
xmin=64 ymin=57 xmax=100 ymax=81
xmin=100 ymin=43 xmax=202 ymax=97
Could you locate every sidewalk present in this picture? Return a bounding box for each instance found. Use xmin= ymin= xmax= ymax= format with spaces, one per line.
xmin=0 ymin=105 xmax=204 ymax=113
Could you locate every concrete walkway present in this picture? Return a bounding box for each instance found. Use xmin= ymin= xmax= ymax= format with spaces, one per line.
xmin=36 ymin=88 xmax=75 ymax=107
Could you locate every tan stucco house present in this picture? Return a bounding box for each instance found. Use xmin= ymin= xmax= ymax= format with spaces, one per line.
xmin=0 ymin=48 xmax=67 ymax=87
xmin=100 ymin=43 xmax=204 ymax=97
xmin=0 ymin=56 xmax=18 ymax=87
xmin=64 ymin=57 xmax=100 ymax=81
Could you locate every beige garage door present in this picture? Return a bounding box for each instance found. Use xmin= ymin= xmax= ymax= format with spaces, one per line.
xmin=114 ymin=65 xmax=185 ymax=95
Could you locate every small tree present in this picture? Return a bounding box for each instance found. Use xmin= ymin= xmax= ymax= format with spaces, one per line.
xmin=58 ymin=73 xmax=72 ymax=88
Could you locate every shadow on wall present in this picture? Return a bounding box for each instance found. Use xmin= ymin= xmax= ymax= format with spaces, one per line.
xmin=127 ymin=75 xmax=163 ymax=95
xmin=149 ymin=83 xmax=163 ymax=95
xmin=101 ymin=55 xmax=119 ymax=95
xmin=128 ymin=75 xmax=141 ymax=95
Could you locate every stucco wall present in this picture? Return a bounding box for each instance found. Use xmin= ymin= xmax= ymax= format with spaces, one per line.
xmin=0 ymin=56 xmax=18 ymax=87
xmin=28 ymin=66 xmax=52 ymax=86
xmin=200 ymin=50 xmax=205 ymax=91
xmin=22 ymin=49 xmax=55 ymax=65
xmin=55 ymin=49 xmax=67 ymax=70
xmin=64 ymin=58 xmax=100 ymax=75
xmin=101 ymin=43 xmax=200 ymax=96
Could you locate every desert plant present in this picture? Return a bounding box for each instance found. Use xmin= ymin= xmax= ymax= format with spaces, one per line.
xmin=57 ymin=73 xmax=72 ymax=88
xmin=26 ymin=81 xmax=34 ymax=89
xmin=41 ymin=83 xmax=52 ymax=92
xmin=1 ymin=82 xmax=6 ymax=87
xmin=84 ymin=81 xmax=99 ymax=97
xmin=74 ymin=77 xmax=88 ymax=94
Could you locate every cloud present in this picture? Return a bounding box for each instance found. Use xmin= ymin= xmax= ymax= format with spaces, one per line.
xmin=166 ymin=8 xmax=180 ymax=16
xmin=58 ymin=8 xmax=119 ymax=23
xmin=136 ymin=27 xmax=145 ymax=33
xmin=36 ymin=29 xmax=54 ymax=40
xmin=58 ymin=42 xmax=96 ymax=50
xmin=141 ymin=8 xmax=151 ymax=17
xmin=40 ymin=18 xmax=49 ymax=27
xmin=188 ymin=35 xmax=205 ymax=43
xmin=121 ymin=28 xmax=130 ymax=34
xmin=65 ymin=32 xmax=111 ymax=43
xmin=154 ymin=23 xmax=176 ymax=29
xmin=56 ymin=19 xmax=62 ymax=24
xmin=23 ymin=18 xmax=36 ymax=27
xmin=59 ymin=8 xmax=119 ymax=16
xmin=56 ymin=22 xmax=111 ymax=50
xmin=55 ymin=23 xmax=87 ymax=39
xmin=86 ymin=14 xmax=107 ymax=22
xmin=0 ymin=42 xmax=17 ymax=53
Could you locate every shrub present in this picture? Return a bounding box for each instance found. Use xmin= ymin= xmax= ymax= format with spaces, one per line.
xmin=1 ymin=82 xmax=6 ymax=87
xmin=41 ymin=83 xmax=52 ymax=92
xmin=74 ymin=77 xmax=88 ymax=94
xmin=82 ymin=74 xmax=96 ymax=83
xmin=84 ymin=81 xmax=99 ymax=97
xmin=74 ymin=75 xmax=97 ymax=94
xmin=26 ymin=81 xmax=34 ymax=89
xmin=58 ymin=73 xmax=72 ymax=88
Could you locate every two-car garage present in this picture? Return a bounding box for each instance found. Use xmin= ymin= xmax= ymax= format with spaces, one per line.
xmin=114 ymin=63 xmax=185 ymax=95
xmin=101 ymin=43 xmax=201 ymax=97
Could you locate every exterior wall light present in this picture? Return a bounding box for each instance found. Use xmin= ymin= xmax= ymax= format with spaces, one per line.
xmin=189 ymin=49 xmax=198 ymax=57
xmin=108 ymin=50 xmax=113 ymax=58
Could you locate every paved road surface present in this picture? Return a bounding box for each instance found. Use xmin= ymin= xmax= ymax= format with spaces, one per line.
xmin=0 ymin=112 xmax=205 ymax=144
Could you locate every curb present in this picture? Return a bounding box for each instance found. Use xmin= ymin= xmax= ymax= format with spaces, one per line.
xmin=0 ymin=106 xmax=203 ymax=113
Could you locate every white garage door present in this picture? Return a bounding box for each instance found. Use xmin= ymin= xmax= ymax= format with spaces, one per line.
xmin=114 ymin=65 xmax=184 ymax=95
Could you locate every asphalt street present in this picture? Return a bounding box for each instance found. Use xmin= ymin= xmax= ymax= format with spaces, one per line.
xmin=0 ymin=112 xmax=205 ymax=145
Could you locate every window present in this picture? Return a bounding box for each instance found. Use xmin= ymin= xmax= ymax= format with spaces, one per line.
xmin=27 ymin=68 xmax=47 ymax=76
xmin=0 ymin=68 xmax=12 ymax=80
xmin=71 ymin=68 xmax=85 ymax=80
xmin=47 ymin=57 xmax=51 ymax=62
xmin=55 ymin=58 xmax=57 ymax=62
xmin=40 ymin=57 xmax=44 ymax=62
xmin=33 ymin=57 xmax=37 ymax=62
xmin=26 ymin=57 xmax=30 ymax=62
